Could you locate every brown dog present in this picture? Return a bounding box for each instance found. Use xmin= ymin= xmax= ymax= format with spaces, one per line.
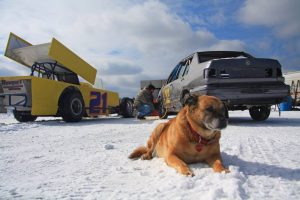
xmin=129 ymin=95 xmax=229 ymax=176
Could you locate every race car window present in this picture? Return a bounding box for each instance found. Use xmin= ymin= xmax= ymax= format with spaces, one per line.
xmin=30 ymin=62 xmax=80 ymax=85
xmin=57 ymin=73 xmax=80 ymax=85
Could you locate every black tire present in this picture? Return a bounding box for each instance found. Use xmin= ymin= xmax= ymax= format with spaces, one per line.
xmin=60 ymin=92 xmax=84 ymax=122
xmin=119 ymin=98 xmax=134 ymax=118
xmin=158 ymin=98 xmax=168 ymax=119
xmin=181 ymin=92 xmax=190 ymax=106
xmin=13 ymin=110 xmax=37 ymax=122
xmin=224 ymin=104 xmax=229 ymax=119
xmin=249 ymin=106 xmax=271 ymax=121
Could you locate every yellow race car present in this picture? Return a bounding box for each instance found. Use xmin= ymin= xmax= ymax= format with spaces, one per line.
xmin=0 ymin=33 xmax=133 ymax=122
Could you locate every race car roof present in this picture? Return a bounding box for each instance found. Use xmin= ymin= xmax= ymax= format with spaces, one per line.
xmin=4 ymin=33 xmax=97 ymax=85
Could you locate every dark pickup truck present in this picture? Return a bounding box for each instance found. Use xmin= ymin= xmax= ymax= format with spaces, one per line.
xmin=158 ymin=51 xmax=290 ymax=121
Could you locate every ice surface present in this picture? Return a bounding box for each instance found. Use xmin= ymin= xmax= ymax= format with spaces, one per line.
xmin=0 ymin=111 xmax=300 ymax=199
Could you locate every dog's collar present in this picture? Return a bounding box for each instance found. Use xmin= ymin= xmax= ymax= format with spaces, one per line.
xmin=187 ymin=122 xmax=217 ymax=152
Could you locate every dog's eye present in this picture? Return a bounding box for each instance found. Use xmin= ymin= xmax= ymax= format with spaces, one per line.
xmin=206 ymin=106 xmax=214 ymax=112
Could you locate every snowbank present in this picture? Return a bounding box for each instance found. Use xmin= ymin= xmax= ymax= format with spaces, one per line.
xmin=0 ymin=111 xmax=300 ymax=199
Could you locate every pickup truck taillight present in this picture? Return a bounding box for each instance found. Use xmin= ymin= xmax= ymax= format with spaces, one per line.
xmin=203 ymin=68 xmax=217 ymax=79
xmin=277 ymin=68 xmax=283 ymax=77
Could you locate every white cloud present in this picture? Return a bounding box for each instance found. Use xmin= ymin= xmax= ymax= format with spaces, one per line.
xmin=102 ymin=62 xmax=142 ymax=75
xmin=238 ymin=0 xmax=300 ymax=73
xmin=0 ymin=55 xmax=28 ymax=76
xmin=238 ymin=0 xmax=300 ymax=38
xmin=0 ymin=0 xmax=245 ymax=97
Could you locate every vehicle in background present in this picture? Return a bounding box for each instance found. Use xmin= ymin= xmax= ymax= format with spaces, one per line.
xmin=0 ymin=33 xmax=133 ymax=122
xmin=284 ymin=71 xmax=300 ymax=108
xmin=157 ymin=51 xmax=290 ymax=121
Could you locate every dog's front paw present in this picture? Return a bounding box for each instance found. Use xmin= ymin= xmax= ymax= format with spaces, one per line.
xmin=141 ymin=153 xmax=153 ymax=160
xmin=214 ymin=166 xmax=230 ymax=173
xmin=181 ymin=168 xmax=195 ymax=177
xmin=222 ymin=168 xmax=230 ymax=173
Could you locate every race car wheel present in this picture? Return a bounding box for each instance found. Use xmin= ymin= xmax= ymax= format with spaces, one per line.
xmin=119 ymin=98 xmax=134 ymax=118
xmin=60 ymin=92 xmax=84 ymax=122
xmin=249 ymin=106 xmax=271 ymax=121
xmin=13 ymin=110 xmax=37 ymax=122
xmin=158 ymin=98 xmax=168 ymax=119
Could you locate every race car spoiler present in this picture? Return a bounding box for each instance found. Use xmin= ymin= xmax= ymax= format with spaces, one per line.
xmin=4 ymin=33 xmax=97 ymax=85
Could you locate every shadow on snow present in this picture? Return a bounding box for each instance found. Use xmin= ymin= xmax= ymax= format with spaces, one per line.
xmin=222 ymin=152 xmax=300 ymax=181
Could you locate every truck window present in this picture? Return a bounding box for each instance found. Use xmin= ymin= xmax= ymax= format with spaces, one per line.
xmin=167 ymin=55 xmax=193 ymax=83
xmin=167 ymin=63 xmax=181 ymax=83
xmin=182 ymin=57 xmax=192 ymax=77
xmin=183 ymin=64 xmax=190 ymax=76
xmin=177 ymin=63 xmax=187 ymax=78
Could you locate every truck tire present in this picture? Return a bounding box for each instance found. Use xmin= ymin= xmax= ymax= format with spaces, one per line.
xmin=119 ymin=98 xmax=134 ymax=118
xmin=181 ymin=92 xmax=190 ymax=106
xmin=224 ymin=104 xmax=229 ymax=119
xmin=158 ymin=98 xmax=168 ymax=119
xmin=60 ymin=92 xmax=84 ymax=122
xmin=13 ymin=110 xmax=37 ymax=122
xmin=249 ymin=106 xmax=271 ymax=121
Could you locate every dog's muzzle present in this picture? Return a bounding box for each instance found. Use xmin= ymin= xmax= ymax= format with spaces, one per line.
xmin=205 ymin=116 xmax=227 ymax=131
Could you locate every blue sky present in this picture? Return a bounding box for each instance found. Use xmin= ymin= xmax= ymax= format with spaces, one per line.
xmin=0 ymin=0 xmax=299 ymax=97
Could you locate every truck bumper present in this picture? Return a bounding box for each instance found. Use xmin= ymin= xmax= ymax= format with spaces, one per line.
xmin=190 ymin=83 xmax=290 ymax=106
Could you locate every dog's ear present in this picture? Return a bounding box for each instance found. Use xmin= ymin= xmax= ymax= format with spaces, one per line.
xmin=185 ymin=95 xmax=198 ymax=107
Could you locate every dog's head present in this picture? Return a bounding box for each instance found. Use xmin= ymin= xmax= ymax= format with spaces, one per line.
xmin=185 ymin=95 xmax=227 ymax=131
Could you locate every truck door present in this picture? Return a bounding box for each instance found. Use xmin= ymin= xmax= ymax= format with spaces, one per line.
xmin=163 ymin=61 xmax=188 ymax=111
xmin=162 ymin=64 xmax=180 ymax=111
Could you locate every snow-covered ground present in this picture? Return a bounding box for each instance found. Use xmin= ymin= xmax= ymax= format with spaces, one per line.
xmin=0 ymin=111 xmax=300 ymax=200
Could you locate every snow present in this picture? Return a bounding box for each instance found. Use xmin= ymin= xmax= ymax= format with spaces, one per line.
xmin=0 ymin=111 xmax=300 ymax=199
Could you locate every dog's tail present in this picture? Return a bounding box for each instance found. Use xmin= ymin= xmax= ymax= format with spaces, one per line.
xmin=128 ymin=146 xmax=148 ymax=159
xmin=128 ymin=122 xmax=171 ymax=160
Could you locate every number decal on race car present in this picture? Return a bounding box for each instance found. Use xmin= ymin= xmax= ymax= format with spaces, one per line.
xmin=89 ymin=91 xmax=107 ymax=114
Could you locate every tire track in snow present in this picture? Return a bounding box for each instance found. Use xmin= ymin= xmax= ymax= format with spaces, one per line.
xmin=228 ymin=126 xmax=300 ymax=200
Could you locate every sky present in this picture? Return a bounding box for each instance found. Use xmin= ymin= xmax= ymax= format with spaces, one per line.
xmin=0 ymin=0 xmax=299 ymax=97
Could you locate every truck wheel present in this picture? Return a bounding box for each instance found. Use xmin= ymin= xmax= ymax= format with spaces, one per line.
xmin=158 ymin=98 xmax=168 ymax=119
xmin=13 ymin=110 xmax=37 ymax=122
xmin=224 ymin=104 xmax=229 ymax=119
xmin=249 ymin=106 xmax=271 ymax=121
xmin=120 ymin=98 xmax=134 ymax=118
xmin=181 ymin=92 xmax=190 ymax=106
xmin=60 ymin=92 xmax=84 ymax=122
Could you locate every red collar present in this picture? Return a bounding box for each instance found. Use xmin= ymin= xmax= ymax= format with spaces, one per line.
xmin=187 ymin=122 xmax=216 ymax=152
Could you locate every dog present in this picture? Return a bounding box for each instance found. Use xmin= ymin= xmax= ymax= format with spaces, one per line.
xmin=129 ymin=95 xmax=229 ymax=176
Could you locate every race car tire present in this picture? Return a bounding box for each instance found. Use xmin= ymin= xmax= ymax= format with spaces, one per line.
xmin=120 ymin=97 xmax=134 ymax=118
xmin=60 ymin=92 xmax=84 ymax=122
xmin=249 ymin=106 xmax=271 ymax=121
xmin=13 ymin=110 xmax=37 ymax=122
